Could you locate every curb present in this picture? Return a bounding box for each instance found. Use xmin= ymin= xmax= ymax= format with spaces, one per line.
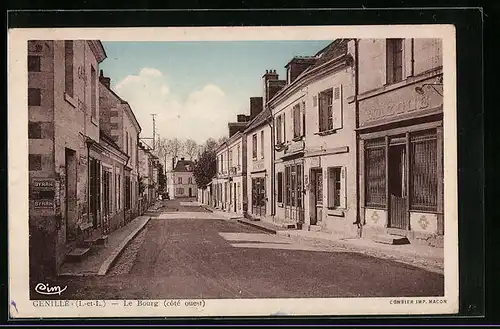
xmin=97 ymin=217 xmax=151 ymax=276
xmin=201 ymin=204 xmax=214 ymax=213
xmin=277 ymin=231 xmax=444 ymax=274
xmin=237 ymin=219 xmax=278 ymax=234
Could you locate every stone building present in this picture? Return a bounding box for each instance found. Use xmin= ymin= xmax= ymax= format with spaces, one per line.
xmin=244 ymin=97 xmax=273 ymax=221
xmin=214 ymin=141 xmax=229 ymax=210
xmin=28 ymin=40 xmax=106 ymax=280
xmin=167 ymin=158 xmax=197 ymax=199
xmin=138 ymin=142 xmax=155 ymax=210
xmin=99 ymin=71 xmax=142 ymax=224
xmin=356 ymin=38 xmax=444 ymax=247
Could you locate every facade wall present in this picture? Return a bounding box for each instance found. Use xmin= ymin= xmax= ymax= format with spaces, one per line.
xmin=357 ymin=38 xmax=444 ymax=247
xmin=170 ymin=171 xmax=197 ymax=198
xmin=302 ymin=52 xmax=358 ymax=237
xmin=28 ymin=40 xmax=105 ymax=279
xmin=246 ymin=123 xmax=272 ymax=220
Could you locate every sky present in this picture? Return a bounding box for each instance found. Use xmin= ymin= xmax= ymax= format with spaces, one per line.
xmin=99 ymin=40 xmax=332 ymax=145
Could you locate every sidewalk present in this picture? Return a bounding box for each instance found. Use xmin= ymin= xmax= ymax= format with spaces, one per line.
xmin=200 ymin=204 xmax=244 ymax=220
xmin=59 ymin=216 xmax=150 ymax=276
xmin=237 ymin=218 xmax=444 ymax=274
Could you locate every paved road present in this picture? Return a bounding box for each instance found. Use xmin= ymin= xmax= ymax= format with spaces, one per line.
xmin=53 ymin=199 xmax=444 ymax=299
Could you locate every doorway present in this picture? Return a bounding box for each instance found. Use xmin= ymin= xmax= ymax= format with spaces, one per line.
xmin=310 ymin=169 xmax=323 ymax=226
xmin=388 ymin=144 xmax=408 ymax=230
xmin=189 ymin=187 xmax=192 ymax=197
xmin=65 ymin=148 xmax=77 ymax=241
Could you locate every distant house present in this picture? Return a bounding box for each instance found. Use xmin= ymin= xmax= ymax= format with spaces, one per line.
xmin=166 ymin=157 xmax=197 ymax=198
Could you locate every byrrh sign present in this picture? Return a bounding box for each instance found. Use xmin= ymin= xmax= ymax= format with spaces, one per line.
xmin=358 ymin=77 xmax=443 ymax=128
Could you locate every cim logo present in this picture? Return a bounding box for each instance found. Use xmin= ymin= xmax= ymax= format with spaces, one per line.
xmin=34 ymin=283 xmax=67 ymax=296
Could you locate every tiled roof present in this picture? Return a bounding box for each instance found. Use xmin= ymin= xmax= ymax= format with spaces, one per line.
xmin=244 ymin=108 xmax=271 ymax=133
xmin=173 ymin=159 xmax=195 ymax=172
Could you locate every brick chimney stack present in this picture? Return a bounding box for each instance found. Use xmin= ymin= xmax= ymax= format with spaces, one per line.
xmin=250 ymin=97 xmax=264 ymax=120
xmin=99 ymin=69 xmax=111 ymax=89
xmin=262 ymin=69 xmax=279 ymax=108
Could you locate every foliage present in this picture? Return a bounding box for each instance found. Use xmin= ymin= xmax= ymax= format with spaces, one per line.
xmin=193 ymin=150 xmax=216 ymax=189
xmin=184 ymin=139 xmax=198 ymax=160
xmin=157 ymin=162 xmax=166 ymax=191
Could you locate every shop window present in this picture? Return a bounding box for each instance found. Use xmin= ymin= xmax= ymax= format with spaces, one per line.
xmin=365 ymin=141 xmax=386 ymax=208
xmin=410 ymin=131 xmax=438 ymax=211
xmin=285 ymin=166 xmax=291 ymax=205
xmin=386 ymin=38 xmax=404 ymax=84
xmin=28 ymin=55 xmax=41 ymax=72
xmin=327 ymin=167 xmax=346 ymax=208
xmin=277 ymin=172 xmax=283 ymax=203
xmin=28 ymin=88 xmax=41 ymax=106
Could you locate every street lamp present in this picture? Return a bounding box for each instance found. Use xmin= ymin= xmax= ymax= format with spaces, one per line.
xmin=414 ymin=76 xmax=443 ymax=96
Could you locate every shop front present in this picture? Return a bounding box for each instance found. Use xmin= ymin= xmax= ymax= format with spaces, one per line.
xmin=275 ymin=141 xmax=305 ymax=227
xmin=358 ymin=72 xmax=444 ymax=247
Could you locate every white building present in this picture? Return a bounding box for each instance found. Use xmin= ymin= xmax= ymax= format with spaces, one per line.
xmin=166 ymin=158 xmax=197 ymax=199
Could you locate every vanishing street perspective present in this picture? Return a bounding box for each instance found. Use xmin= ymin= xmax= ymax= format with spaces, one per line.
xmin=28 ymin=38 xmax=445 ymax=299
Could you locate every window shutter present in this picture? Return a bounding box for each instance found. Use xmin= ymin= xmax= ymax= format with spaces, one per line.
xmin=328 ymin=169 xmax=334 ymax=208
xmin=333 ymin=85 xmax=343 ymax=130
xmin=340 ymin=166 xmax=346 ymax=208
xmin=301 ymin=101 xmax=306 ymax=137
xmin=283 ymin=113 xmax=286 ymax=143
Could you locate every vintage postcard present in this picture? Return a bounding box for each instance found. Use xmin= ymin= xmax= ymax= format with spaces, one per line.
xmin=8 ymin=25 xmax=458 ymax=318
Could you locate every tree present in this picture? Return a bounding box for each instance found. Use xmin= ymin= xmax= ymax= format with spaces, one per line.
xmin=157 ymin=162 xmax=166 ymax=192
xmin=156 ymin=137 xmax=185 ymax=170
xmin=184 ymin=139 xmax=198 ymax=160
xmin=193 ymin=150 xmax=216 ymax=189
xmin=204 ymin=138 xmax=219 ymax=153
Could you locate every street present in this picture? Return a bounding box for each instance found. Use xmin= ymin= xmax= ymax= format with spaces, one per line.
xmin=52 ymin=199 xmax=444 ymax=299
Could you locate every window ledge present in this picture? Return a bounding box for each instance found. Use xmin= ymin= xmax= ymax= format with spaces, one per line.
xmin=292 ymin=136 xmax=304 ymax=142
xmin=314 ymin=129 xmax=339 ymax=136
xmin=64 ymin=93 xmax=77 ymax=108
xmin=327 ymin=208 xmax=345 ymax=217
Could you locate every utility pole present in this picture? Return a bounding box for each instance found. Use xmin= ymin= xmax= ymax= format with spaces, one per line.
xmin=151 ymin=113 xmax=157 ymax=150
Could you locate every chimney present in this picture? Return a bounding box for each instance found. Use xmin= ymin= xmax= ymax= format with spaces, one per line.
xmin=250 ymin=97 xmax=264 ymax=120
xmin=267 ymin=79 xmax=287 ymax=101
xmin=99 ymin=69 xmax=111 ymax=89
xmin=285 ymin=57 xmax=316 ymax=84
xmin=262 ymin=69 xmax=279 ymax=107
xmin=237 ymin=114 xmax=247 ymax=123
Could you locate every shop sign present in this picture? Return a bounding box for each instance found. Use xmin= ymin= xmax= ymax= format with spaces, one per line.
xmin=310 ymin=156 xmax=321 ymax=168
xmin=31 ymin=178 xmax=56 ymax=211
xmin=359 ymin=78 xmax=443 ymax=127
xmin=285 ymin=140 xmax=305 ymax=155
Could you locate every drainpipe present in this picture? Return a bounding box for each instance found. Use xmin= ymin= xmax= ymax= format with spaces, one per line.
xmin=410 ymin=38 xmax=415 ymax=76
xmin=353 ymin=39 xmax=362 ymax=235
xmin=265 ymin=104 xmax=275 ymax=218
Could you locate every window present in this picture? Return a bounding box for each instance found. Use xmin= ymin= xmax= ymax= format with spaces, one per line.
xmin=285 ymin=166 xmax=291 ymax=205
xmin=188 ymin=177 xmax=193 ymax=184
xmin=64 ymin=41 xmax=74 ymax=97
xmin=29 ymin=154 xmax=42 ymax=171
xmin=318 ymin=86 xmax=342 ymax=132
xmin=28 ymin=55 xmax=41 ymax=72
xmin=252 ymin=134 xmax=257 ymax=159
xmin=237 ymin=146 xmax=240 ymax=166
xmin=91 ymin=66 xmax=97 ymax=119
xmin=318 ymin=89 xmax=333 ymax=132
xmin=177 ymin=187 xmax=184 ymax=195
xmin=386 ymin=38 xmax=404 ymax=84
xmin=365 ymin=141 xmax=387 ymax=208
xmin=277 ymin=172 xmax=283 ymax=203
xmin=229 ymin=149 xmax=233 ymax=167
xmin=293 ymin=103 xmax=301 ymax=138
xmin=276 ymin=115 xmax=282 ymax=144
xmin=28 ymin=88 xmax=41 ymax=106
xmin=260 ymin=130 xmax=264 ymax=158
xmin=220 ymin=154 xmax=224 ymax=172
xmin=302 ymin=101 xmax=306 ymax=137
xmin=327 ymin=167 xmax=345 ymax=208
xmin=125 ymin=176 xmax=131 ymax=210
xmin=178 ymin=177 xmax=182 ymax=184
xmin=28 ymin=122 xmax=42 ymax=139
xmin=125 ymin=132 xmax=129 ymax=154
xmin=410 ymin=130 xmax=438 ymax=211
